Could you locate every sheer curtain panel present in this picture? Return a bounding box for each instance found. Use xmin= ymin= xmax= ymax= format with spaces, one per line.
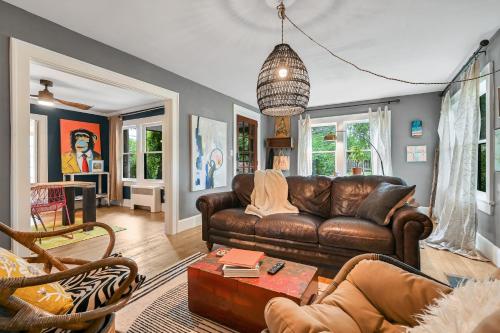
xmin=426 ymin=60 xmax=485 ymax=260
xmin=368 ymin=106 xmax=393 ymax=176
xmin=297 ymin=114 xmax=312 ymax=176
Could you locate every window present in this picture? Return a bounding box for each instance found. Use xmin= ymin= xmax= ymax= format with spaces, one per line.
xmin=476 ymin=62 xmax=494 ymax=214
xmin=310 ymin=114 xmax=371 ymax=176
xmin=312 ymin=125 xmax=336 ymax=176
xmin=122 ymin=126 xmax=137 ymax=179
xmin=122 ymin=115 xmax=163 ymax=182
xmin=345 ymin=121 xmax=372 ymax=175
xmin=144 ymin=125 xmax=162 ymax=180
xmin=477 ymin=85 xmax=487 ymax=193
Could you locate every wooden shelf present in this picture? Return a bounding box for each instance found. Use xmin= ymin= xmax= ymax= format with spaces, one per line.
xmin=266 ymin=137 xmax=294 ymax=149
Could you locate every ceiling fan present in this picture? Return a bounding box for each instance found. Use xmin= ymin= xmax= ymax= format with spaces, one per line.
xmin=31 ymin=79 xmax=93 ymax=110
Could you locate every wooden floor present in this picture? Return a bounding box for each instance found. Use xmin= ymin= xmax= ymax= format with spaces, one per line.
xmin=49 ymin=206 xmax=497 ymax=283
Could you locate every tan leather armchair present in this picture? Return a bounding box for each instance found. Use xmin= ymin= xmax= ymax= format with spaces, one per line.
xmin=263 ymin=254 xmax=452 ymax=333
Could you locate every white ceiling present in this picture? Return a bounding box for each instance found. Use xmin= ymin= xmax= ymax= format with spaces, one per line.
xmin=11 ymin=0 xmax=500 ymax=107
xmin=30 ymin=63 xmax=162 ymax=114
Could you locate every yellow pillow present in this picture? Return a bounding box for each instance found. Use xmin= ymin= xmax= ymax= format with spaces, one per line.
xmin=0 ymin=248 xmax=73 ymax=314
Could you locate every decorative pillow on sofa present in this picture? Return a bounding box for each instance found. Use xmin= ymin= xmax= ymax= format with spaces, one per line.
xmin=59 ymin=253 xmax=145 ymax=314
xmin=356 ymin=182 xmax=415 ymax=225
xmin=0 ymin=248 xmax=73 ymax=314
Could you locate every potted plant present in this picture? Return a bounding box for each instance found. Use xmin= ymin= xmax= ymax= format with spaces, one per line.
xmin=350 ymin=146 xmax=365 ymax=175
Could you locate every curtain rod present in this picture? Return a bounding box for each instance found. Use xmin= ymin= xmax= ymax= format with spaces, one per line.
xmin=122 ymin=105 xmax=164 ymax=117
xmin=440 ymin=39 xmax=489 ymax=96
xmin=307 ymin=98 xmax=400 ymax=112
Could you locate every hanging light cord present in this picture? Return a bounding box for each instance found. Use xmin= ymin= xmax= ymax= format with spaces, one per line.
xmin=284 ymin=13 xmax=500 ymax=85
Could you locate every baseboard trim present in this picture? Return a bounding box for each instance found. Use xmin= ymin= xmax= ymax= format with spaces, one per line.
xmin=177 ymin=214 xmax=202 ymax=233
xmin=476 ymin=232 xmax=500 ymax=268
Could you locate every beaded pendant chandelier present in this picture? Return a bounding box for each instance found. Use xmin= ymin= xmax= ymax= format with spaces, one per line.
xmin=256 ymin=1 xmax=310 ymax=117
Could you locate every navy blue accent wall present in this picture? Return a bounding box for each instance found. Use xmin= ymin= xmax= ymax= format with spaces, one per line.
xmin=30 ymin=104 xmax=109 ymax=193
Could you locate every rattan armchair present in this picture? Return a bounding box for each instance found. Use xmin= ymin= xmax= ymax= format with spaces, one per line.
xmin=263 ymin=253 xmax=451 ymax=333
xmin=0 ymin=222 xmax=138 ymax=333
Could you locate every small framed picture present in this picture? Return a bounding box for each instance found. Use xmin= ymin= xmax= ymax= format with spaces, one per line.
xmin=407 ymin=145 xmax=427 ymax=162
xmin=411 ymin=120 xmax=423 ymax=137
xmin=91 ymin=160 xmax=104 ymax=172
xmin=274 ymin=116 xmax=291 ymax=138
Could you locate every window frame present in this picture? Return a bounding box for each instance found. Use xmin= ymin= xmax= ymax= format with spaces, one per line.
xmin=122 ymin=125 xmax=138 ymax=181
xmin=344 ymin=119 xmax=372 ymax=175
xmin=122 ymin=115 xmax=164 ymax=184
xmin=476 ymin=62 xmax=495 ymax=215
xmin=310 ymin=113 xmax=371 ymax=176
xmin=311 ymin=122 xmax=337 ymax=176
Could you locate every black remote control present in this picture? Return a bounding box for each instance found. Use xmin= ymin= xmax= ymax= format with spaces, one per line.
xmin=267 ymin=262 xmax=285 ymax=275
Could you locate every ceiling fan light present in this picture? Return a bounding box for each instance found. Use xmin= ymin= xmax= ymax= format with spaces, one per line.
xmin=38 ymin=100 xmax=54 ymax=107
xmin=257 ymin=43 xmax=310 ymax=117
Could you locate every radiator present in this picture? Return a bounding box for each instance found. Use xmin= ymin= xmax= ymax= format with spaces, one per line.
xmin=130 ymin=185 xmax=162 ymax=213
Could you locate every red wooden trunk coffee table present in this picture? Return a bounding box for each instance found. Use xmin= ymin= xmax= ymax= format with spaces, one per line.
xmin=187 ymin=249 xmax=318 ymax=333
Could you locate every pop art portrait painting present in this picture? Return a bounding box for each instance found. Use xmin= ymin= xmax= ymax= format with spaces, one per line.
xmin=60 ymin=119 xmax=102 ymax=174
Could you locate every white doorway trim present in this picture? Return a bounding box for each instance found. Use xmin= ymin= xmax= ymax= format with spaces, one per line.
xmin=10 ymin=38 xmax=180 ymax=255
xmin=29 ymin=113 xmax=48 ymax=183
xmin=233 ymin=104 xmax=261 ymax=176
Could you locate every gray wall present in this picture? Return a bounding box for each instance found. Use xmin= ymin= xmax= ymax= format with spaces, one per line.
xmin=0 ymin=1 xmax=267 ymax=248
xmin=477 ymin=29 xmax=500 ymax=247
xmin=267 ymin=92 xmax=442 ymax=205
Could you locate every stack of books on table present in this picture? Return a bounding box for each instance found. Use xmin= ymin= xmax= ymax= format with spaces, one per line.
xmin=218 ymin=248 xmax=264 ymax=278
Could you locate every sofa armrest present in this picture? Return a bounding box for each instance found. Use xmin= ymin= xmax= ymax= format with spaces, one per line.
xmin=391 ymin=205 xmax=433 ymax=269
xmin=196 ymin=191 xmax=241 ymax=241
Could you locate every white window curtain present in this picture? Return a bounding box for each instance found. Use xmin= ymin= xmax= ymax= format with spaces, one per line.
xmin=426 ymin=60 xmax=485 ymax=260
xmin=297 ymin=114 xmax=312 ymax=176
xmin=368 ymin=106 xmax=393 ymax=176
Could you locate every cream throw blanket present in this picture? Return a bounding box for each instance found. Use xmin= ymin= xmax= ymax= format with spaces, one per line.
xmin=245 ymin=169 xmax=299 ymax=218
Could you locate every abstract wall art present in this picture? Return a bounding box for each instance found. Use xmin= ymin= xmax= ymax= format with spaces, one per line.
xmin=60 ymin=119 xmax=102 ymax=174
xmin=407 ymin=145 xmax=427 ymax=162
xmin=191 ymin=115 xmax=227 ymax=191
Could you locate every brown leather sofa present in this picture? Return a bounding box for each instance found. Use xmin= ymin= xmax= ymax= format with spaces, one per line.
xmin=196 ymin=174 xmax=433 ymax=270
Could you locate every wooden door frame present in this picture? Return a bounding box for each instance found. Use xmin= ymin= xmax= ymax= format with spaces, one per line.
xmin=10 ymin=38 xmax=180 ymax=255
xmin=233 ymin=105 xmax=261 ymax=176
xmin=236 ymin=114 xmax=258 ymax=173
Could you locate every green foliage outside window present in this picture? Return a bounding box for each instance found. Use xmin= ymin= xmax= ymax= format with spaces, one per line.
xmin=312 ymin=126 xmax=336 ymax=176
xmin=346 ymin=122 xmax=371 ymax=174
xmin=145 ymin=127 xmax=162 ymax=180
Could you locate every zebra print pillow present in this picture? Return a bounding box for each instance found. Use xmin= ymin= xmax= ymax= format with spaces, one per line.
xmin=61 ymin=253 xmax=145 ymax=314
xmin=41 ymin=253 xmax=145 ymax=333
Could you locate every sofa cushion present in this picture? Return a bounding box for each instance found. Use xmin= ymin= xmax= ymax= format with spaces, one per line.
xmin=357 ymin=182 xmax=416 ymax=225
xmin=318 ymin=217 xmax=394 ymax=253
xmin=232 ymin=174 xmax=254 ymax=207
xmin=210 ymin=208 xmax=259 ymax=235
xmin=255 ymin=213 xmax=323 ymax=243
xmin=331 ymin=176 xmax=406 ymax=217
xmin=287 ymin=176 xmax=332 ymax=218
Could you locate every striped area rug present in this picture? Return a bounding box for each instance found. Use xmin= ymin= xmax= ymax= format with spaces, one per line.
xmin=128 ymin=252 xmax=206 ymax=305
xmin=116 ymin=252 xmax=237 ymax=333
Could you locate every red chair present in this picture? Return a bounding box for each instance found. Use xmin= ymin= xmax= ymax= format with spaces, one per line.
xmin=31 ymin=185 xmax=73 ymax=238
